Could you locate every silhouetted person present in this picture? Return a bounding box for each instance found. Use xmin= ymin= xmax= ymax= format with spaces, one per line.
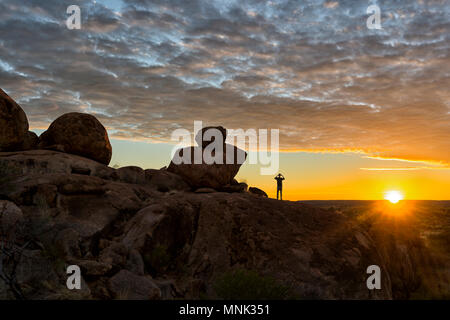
xmin=274 ymin=173 xmax=285 ymax=200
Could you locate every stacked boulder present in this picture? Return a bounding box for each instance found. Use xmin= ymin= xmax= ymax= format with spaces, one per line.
xmin=167 ymin=126 xmax=247 ymax=190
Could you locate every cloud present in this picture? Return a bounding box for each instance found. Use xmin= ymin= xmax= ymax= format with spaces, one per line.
xmin=0 ymin=0 xmax=448 ymax=165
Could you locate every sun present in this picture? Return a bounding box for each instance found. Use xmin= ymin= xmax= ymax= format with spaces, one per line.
xmin=384 ymin=190 xmax=404 ymax=204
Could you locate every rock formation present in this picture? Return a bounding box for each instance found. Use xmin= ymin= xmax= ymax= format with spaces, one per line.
xmin=38 ymin=112 xmax=112 ymax=165
xmin=168 ymin=126 xmax=247 ymax=189
xmin=0 ymin=153 xmax=426 ymax=299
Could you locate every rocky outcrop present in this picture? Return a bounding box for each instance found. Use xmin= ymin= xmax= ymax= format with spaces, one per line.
xmin=38 ymin=112 xmax=112 ymax=165
xmin=0 ymin=98 xmax=432 ymax=300
xmin=0 ymin=150 xmax=428 ymax=300
xmin=118 ymin=193 xmax=396 ymax=299
xmin=0 ymin=89 xmax=29 ymax=152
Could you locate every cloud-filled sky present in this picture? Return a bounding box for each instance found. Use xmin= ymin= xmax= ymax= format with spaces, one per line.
xmin=0 ymin=0 xmax=449 ymax=169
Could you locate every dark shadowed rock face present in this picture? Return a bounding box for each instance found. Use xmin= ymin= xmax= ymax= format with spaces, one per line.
xmin=0 ymin=151 xmax=430 ymax=300
xmin=144 ymin=168 xmax=190 ymax=192
xmin=0 ymin=88 xmax=29 ymax=152
xmin=38 ymin=112 xmax=112 ymax=165
xmin=0 ymin=200 xmax=23 ymax=241
xmin=118 ymin=193 xmax=395 ymax=299
xmin=116 ymin=166 xmax=146 ymax=184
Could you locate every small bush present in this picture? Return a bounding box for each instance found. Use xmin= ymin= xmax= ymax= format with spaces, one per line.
xmin=144 ymin=244 xmax=171 ymax=274
xmin=214 ymin=268 xmax=294 ymax=300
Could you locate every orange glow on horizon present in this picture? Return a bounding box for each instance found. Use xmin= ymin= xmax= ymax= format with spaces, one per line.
xmin=239 ymin=167 xmax=450 ymax=201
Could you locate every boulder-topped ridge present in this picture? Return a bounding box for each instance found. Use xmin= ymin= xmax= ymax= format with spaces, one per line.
xmin=0 ymin=88 xmax=249 ymax=191
xmin=0 ymin=152 xmax=424 ymax=299
xmin=0 ymin=88 xmax=424 ymax=300
xmin=0 ymin=152 xmax=400 ymax=299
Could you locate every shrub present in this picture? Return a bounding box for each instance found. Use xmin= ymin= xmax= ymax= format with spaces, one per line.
xmin=144 ymin=244 xmax=171 ymax=274
xmin=214 ymin=268 xmax=294 ymax=300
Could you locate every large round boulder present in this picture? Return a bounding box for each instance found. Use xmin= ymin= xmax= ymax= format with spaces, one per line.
xmin=167 ymin=144 xmax=247 ymax=189
xmin=38 ymin=112 xmax=112 ymax=165
xmin=0 ymin=88 xmax=29 ymax=151
xmin=169 ymin=126 xmax=246 ymax=189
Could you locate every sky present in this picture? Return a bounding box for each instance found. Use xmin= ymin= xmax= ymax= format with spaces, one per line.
xmin=0 ymin=0 xmax=449 ymax=199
